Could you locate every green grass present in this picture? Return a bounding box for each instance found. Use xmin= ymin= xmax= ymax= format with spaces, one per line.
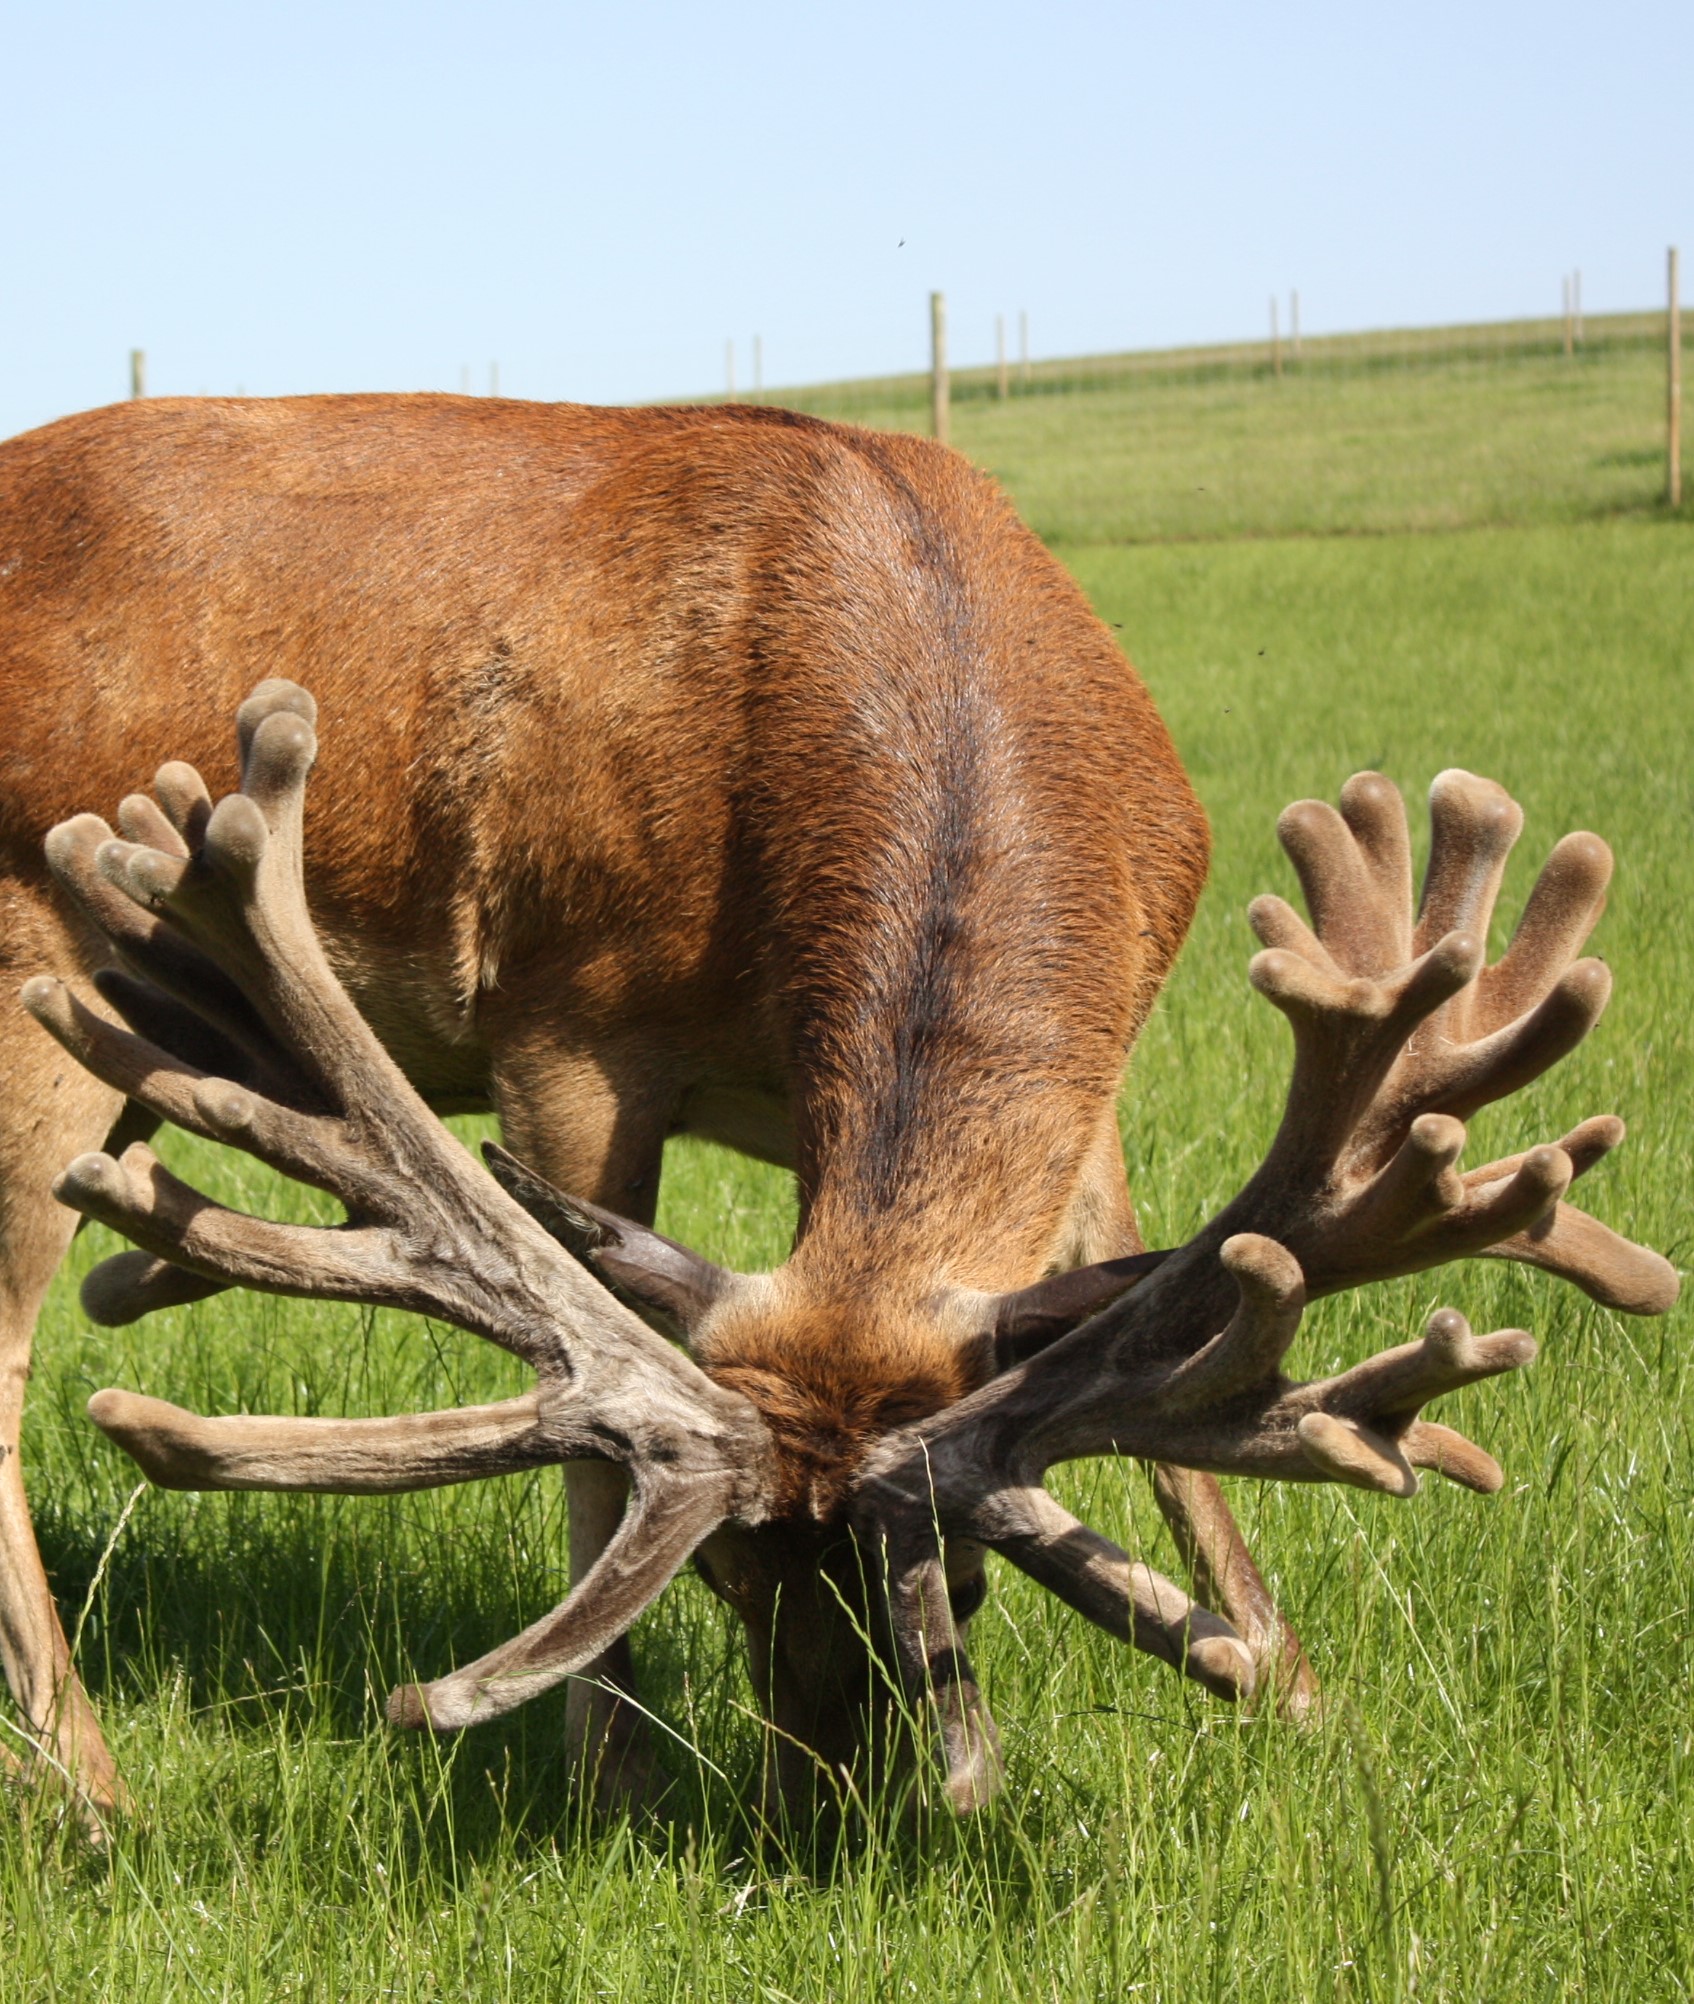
xmin=3 ymin=384 xmax=1692 ymax=1997
xmin=764 ymin=310 xmax=1687 ymax=543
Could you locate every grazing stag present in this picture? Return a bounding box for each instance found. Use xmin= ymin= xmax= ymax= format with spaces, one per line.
xmin=1 ymin=400 xmax=1676 ymax=1822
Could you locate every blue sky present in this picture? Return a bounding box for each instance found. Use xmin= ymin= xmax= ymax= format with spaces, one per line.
xmin=1 ymin=0 xmax=1687 ymax=439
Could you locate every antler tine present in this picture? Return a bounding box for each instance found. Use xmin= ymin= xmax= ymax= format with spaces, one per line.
xmin=45 ymin=812 xmax=280 ymax=1078
xmin=152 ymin=756 xmax=217 ymax=847
xmin=1294 ymin=1309 xmax=1536 ymax=1498
xmin=865 ymin=1474 xmax=1252 ymax=1812
xmin=869 ymin=1530 xmax=1005 ymax=1813
xmin=1160 ymin=1234 xmax=1305 ymax=1408
xmin=1338 ymin=771 xmax=1414 ymax=924
xmin=1274 ymin=773 xmax=1413 ymax=975
xmin=79 ymin=1251 xmax=227 ymax=1326
xmin=86 ymin=1387 xmax=554 ymax=1494
xmin=1413 ymin=770 xmax=1523 ymax=954
xmin=1474 ymin=1115 xmax=1679 ymax=1313
xmin=1476 ymin=830 xmax=1612 ymax=1031
xmin=389 ymin=1459 xmax=743 ymax=1732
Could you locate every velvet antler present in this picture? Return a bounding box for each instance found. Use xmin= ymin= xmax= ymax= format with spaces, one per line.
xmin=27 ymin=683 xmax=777 ymax=1731
xmin=857 ymin=769 xmax=1676 ymax=1808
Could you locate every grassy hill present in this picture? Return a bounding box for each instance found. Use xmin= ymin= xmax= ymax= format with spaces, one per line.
xmin=741 ymin=309 xmax=1687 ymax=543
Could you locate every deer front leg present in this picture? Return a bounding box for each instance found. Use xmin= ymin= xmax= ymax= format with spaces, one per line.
xmin=1069 ymin=1107 xmax=1318 ymax=1716
xmin=0 ymin=911 xmax=128 ymax=1817
xmin=490 ymin=1035 xmax=676 ymax=1812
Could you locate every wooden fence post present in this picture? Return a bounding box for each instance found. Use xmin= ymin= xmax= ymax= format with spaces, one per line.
xmin=1562 ymin=276 xmax=1573 ymax=358
xmin=129 ymin=349 xmax=146 ymax=399
xmin=1670 ymin=247 xmax=1683 ymax=509
xmin=930 ymin=291 xmax=949 ymax=444
xmin=1574 ymin=268 xmax=1583 ymax=347
xmin=996 ymin=314 xmax=1008 ymax=400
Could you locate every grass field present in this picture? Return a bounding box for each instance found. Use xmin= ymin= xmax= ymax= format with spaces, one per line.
xmin=2 ymin=334 xmax=1691 ymax=1999
xmin=773 ymin=311 xmax=1686 ymax=543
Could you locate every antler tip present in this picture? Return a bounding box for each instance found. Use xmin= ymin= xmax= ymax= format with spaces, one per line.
xmin=18 ymin=973 xmax=63 ymax=1021
xmin=53 ymin=1149 xmax=128 ymax=1210
xmin=1407 ymin=1109 xmax=1468 ymax=1164
xmin=1428 ymin=768 xmax=1520 ymax=827
xmin=86 ymin=1387 xmax=129 ymax=1431
xmin=245 ymin=707 xmax=319 ymax=789
xmin=1186 ymin=1631 xmax=1258 ymax=1702
xmin=42 ymin=812 xmax=112 ymax=879
xmin=84 ymin=1387 xmax=204 ymax=1489
xmin=941 ymin=1737 xmax=1005 ymax=1815
xmin=1425 ymin=928 xmax=1485 ymax=985
xmin=1403 ymin=1421 xmax=1506 ymax=1494
xmin=1219 ymin=1232 xmax=1304 ymax=1300
xmin=386 ymin=1683 xmax=433 ymax=1731
xmin=191 ymin=1077 xmax=258 ymax=1138
xmin=204 ymin=792 xmax=272 ymax=875
xmin=1339 ymin=769 xmax=1397 ymax=807
xmin=236 ymin=679 xmax=318 ymax=740
xmin=1296 ymin=1412 xmax=1420 ymax=1497
xmin=1422 ymin=1311 xmax=1536 ymax=1375
xmin=1275 ymin=796 xmax=1336 ymax=844
xmin=1549 ymin=827 xmax=1614 ymax=884
xmin=1614 ymin=1251 xmax=1681 ymax=1316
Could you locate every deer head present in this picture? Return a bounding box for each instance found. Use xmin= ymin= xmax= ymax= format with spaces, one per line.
xmin=27 ymin=684 xmax=1675 ymax=1817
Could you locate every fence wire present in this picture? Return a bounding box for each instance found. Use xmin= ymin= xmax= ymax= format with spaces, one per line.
xmin=724 ymin=310 xmax=1682 ymax=545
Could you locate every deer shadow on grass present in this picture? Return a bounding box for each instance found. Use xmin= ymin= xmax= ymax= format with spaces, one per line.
xmin=28 ymin=1489 xmax=1136 ymax=1887
xmin=27 ymin=1468 xmax=772 ymax=1862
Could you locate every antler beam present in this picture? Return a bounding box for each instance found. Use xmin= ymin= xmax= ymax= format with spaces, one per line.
xmin=27 ymin=683 xmax=777 ymax=1732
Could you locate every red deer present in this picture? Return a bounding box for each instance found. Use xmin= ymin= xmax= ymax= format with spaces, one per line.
xmin=0 ymin=398 xmax=1676 ymax=1820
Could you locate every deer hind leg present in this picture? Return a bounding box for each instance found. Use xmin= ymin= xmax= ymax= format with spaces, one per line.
xmin=0 ymin=880 xmax=128 ymax=1811
xmin=1066 ymin=1105 xmax=1319 ymax=1717
xmin=490 ymin=1036 xmax=678 ymax=1812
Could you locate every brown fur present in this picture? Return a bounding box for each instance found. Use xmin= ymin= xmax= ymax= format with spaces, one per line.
xmin=0 ymin=394 xmax=1207 ymax=1808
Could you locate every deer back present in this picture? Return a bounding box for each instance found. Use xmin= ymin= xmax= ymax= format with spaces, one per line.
xmin=0 ymin=394 xmax=1204 ymax=1303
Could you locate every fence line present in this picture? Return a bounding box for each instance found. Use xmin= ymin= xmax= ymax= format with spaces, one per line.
xmin=731 ymin=302 xmax=1689 ymax=544
xmin=1670 ymin=249 xmax=1683 ymax=509
xmin=929 ymin=290 xmax=949 ymax=444
xmin=745 ymin=307 xmax=1678 ymax=415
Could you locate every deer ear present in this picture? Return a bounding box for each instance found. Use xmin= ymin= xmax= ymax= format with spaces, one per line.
xmin=482 ymin=1142 xmax=732 ymax=1332
xmin=991 ymin=1249 xmax=1169 ymax=1364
